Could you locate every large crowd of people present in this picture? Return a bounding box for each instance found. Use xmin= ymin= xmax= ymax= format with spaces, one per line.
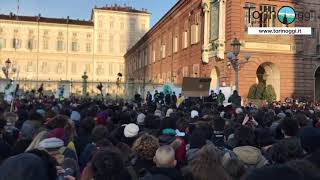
xmin=0 ymin=90 xmax=320 ymax=180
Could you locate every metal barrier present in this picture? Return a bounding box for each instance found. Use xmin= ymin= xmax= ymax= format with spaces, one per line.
xmin=9 ymin=79 xmax=165 ymax=99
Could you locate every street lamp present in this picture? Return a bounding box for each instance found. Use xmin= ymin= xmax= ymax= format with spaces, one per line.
xmin=2 ymin=58 xmax=17 ymax=80
xmin=116 ymin=73 xmax=122 ymax=100
xmin=227 ymin=38 xmax=251 ymax=92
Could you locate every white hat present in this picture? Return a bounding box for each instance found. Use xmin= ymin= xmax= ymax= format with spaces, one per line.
xmin=224 ymin=102 xmax=232 ymax=107
xmin=191 ymin=110 xmax=199 ymax=118
xmin=166 ymin=108 xmax=173 ymax=117
xmin=137 ymin=113 xmax=146 ymax=125
xmin=39 ymin=138 xmax=64 ymax=149
xmin=124 ymin=123 xmax=139 ymax=138
xmin=235 ymin=108 xmax=243 ymax=114
xmin=154 ymin=110 xmax=162 ymax=117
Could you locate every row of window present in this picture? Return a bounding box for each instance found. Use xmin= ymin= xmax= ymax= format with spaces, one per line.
xmin=16 ymin=61 xmax=124 ymax=76
xmin=97 ymin=16 xmax=147 ymax=32
xmin=0 ymin=38 xmax=92 ymax=52
xmin=128 ymin=24 xmax=200 ymax=73
xmin=148 ymin=64 xmax=200 ymax=83
xmin=0 ymin=28 xmax=93 ymax=39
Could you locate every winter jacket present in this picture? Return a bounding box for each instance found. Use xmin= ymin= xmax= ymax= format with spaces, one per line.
xmin=0 ymin=153 xmax=49 ymax=180
xmin=143 ymin=167 xmax=184 ymax=180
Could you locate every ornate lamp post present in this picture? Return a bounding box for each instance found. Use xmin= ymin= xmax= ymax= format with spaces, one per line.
xmin=82 ymin=72 xmax=88 ymax=96
xmin=2 ymin=58 xmax=17 ymax=80
xmin=227 ymin=38 xmax=251 ymax=92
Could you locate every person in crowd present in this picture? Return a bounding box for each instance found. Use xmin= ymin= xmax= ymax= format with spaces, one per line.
xmin=159 ymin=92 xmax=165 ymax=105
xmin=38 ymin=137 xmax=77 ymax=165
xmin=228 ymin=90 xmax=241 ymax=107
xmin=211 ymin=116 xmax=228 ymax=149
xmin=186 ymin=128 xmax=207 ymax=162
xmin=25 ymin=130 xmax=48 ymax=152
xmin=176 ymin=93 xmax=184 ymax=107
xmin=132 ymin=134 xmax=160 ymax=177
xmin=143 ymin=145 xmax=183 ymax=180
xmin=134 ymin=92 xmax=142 ymax=104
xmin=165 ymin=93 xmax=171 ymax=106
xmin=20 ymin=110 xmax=44 ymax=141
xmin=2 ymin=87 xmax=320 ymax=180
xmin=154 ymin=90 xmax=160 ymax=103
xmin=2 ymin=112 xmax=20 ymax=146
xmin=0 ymin=117 xmax=12 ymax=164
xmin=146 ymin=91 xmax=152 ymax=105
xmin=79 ymin=125 xmax=109 ymax=170
xmin=222 ymin=158 xmax=246 ymax=180
xmin=171 ymin=92 xmax=177 ymax=106
xmin=0 ymin=152 xmax=58 ymax=180
xmin=75 ymin=117 xmax=95 ymax=157
xmin=244 ymin=165 xmax=306 ymax=180
xmin=90 ymin=148 xmax=132 ymax=180
xmin=299 ymin=127 xmax=320 ymax=154
xmin=218 ymin=90 xmax=226 ymax=105
xmin=268 ymin=117 xmax=304 ymax=164
xmin=183 ymin=144 xmax=230 ymax=180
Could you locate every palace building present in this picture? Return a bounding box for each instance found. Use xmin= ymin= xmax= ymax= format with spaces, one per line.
xmin=0 ymin=5 xmax=150 ymax=86
xmin=125 ymin=0 xmax=320 ymax=101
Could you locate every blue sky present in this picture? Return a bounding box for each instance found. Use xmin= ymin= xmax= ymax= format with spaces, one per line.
xmin=0 ymin=0 xmax=177 ymax=26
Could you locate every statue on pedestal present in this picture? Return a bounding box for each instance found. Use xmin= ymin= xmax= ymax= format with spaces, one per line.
xmin=82 ymin=72 xmax=88 ymax=96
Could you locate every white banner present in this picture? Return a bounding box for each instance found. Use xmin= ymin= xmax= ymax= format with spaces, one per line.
xmin=248 ymin=27 xmax=312 ymax=35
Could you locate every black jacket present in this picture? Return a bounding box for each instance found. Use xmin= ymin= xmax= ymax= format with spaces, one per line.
xmin=143 ymin=167 xmax=184 ymax=180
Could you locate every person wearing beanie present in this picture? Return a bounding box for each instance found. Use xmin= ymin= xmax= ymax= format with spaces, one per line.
xmin=124 ymin=123 xmax=140 ymax=138
xmin=96 ymin=112 xmax=108 ymax=126
xmin=186 ymin=129 xmax=207 ymax=162
xmin=235 ymin=108 xmax=243 ymax=114
xmin=39 ymin=137 xmax=77 ymax=165
xmin=137 ymin=113 xmax=146 ymax=126
xmin=211 ymin=116 xmax=228 ymax=149
xmin=154 ymin=110 xmax=162 ymax=118
xmin=166 ymin=108 xmax=174 ymax=118
xmin=191 ymin=110 xmax=199 ymax=119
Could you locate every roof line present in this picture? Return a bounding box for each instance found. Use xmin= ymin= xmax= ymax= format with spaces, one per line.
xmin=125 ymin=0 xmax=186 ymax=56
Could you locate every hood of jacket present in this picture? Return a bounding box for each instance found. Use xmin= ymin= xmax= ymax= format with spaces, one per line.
xmin=233 ymin=146 xmax=268 ymax=168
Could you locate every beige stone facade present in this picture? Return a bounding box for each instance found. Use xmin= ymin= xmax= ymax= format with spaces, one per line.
xmin=0 ymin=6 xmax=150 ymax=84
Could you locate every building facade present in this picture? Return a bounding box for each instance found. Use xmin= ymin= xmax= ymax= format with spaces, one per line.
xmin=201 ymin=0 xmax=320 ymax=101
xmin=126 ymin=0 xmax=320 ymax=101
xmin=125 ymin=0 xmax=203 ymax=86
xmin=0 ymin=5 xmax=150 ymax=88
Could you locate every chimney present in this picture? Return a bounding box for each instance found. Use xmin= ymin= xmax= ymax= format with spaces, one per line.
xmin=67 ymin=16 xmax=70 ymax=23
xmin=9 ymin=12 xmax=13 ymax=18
